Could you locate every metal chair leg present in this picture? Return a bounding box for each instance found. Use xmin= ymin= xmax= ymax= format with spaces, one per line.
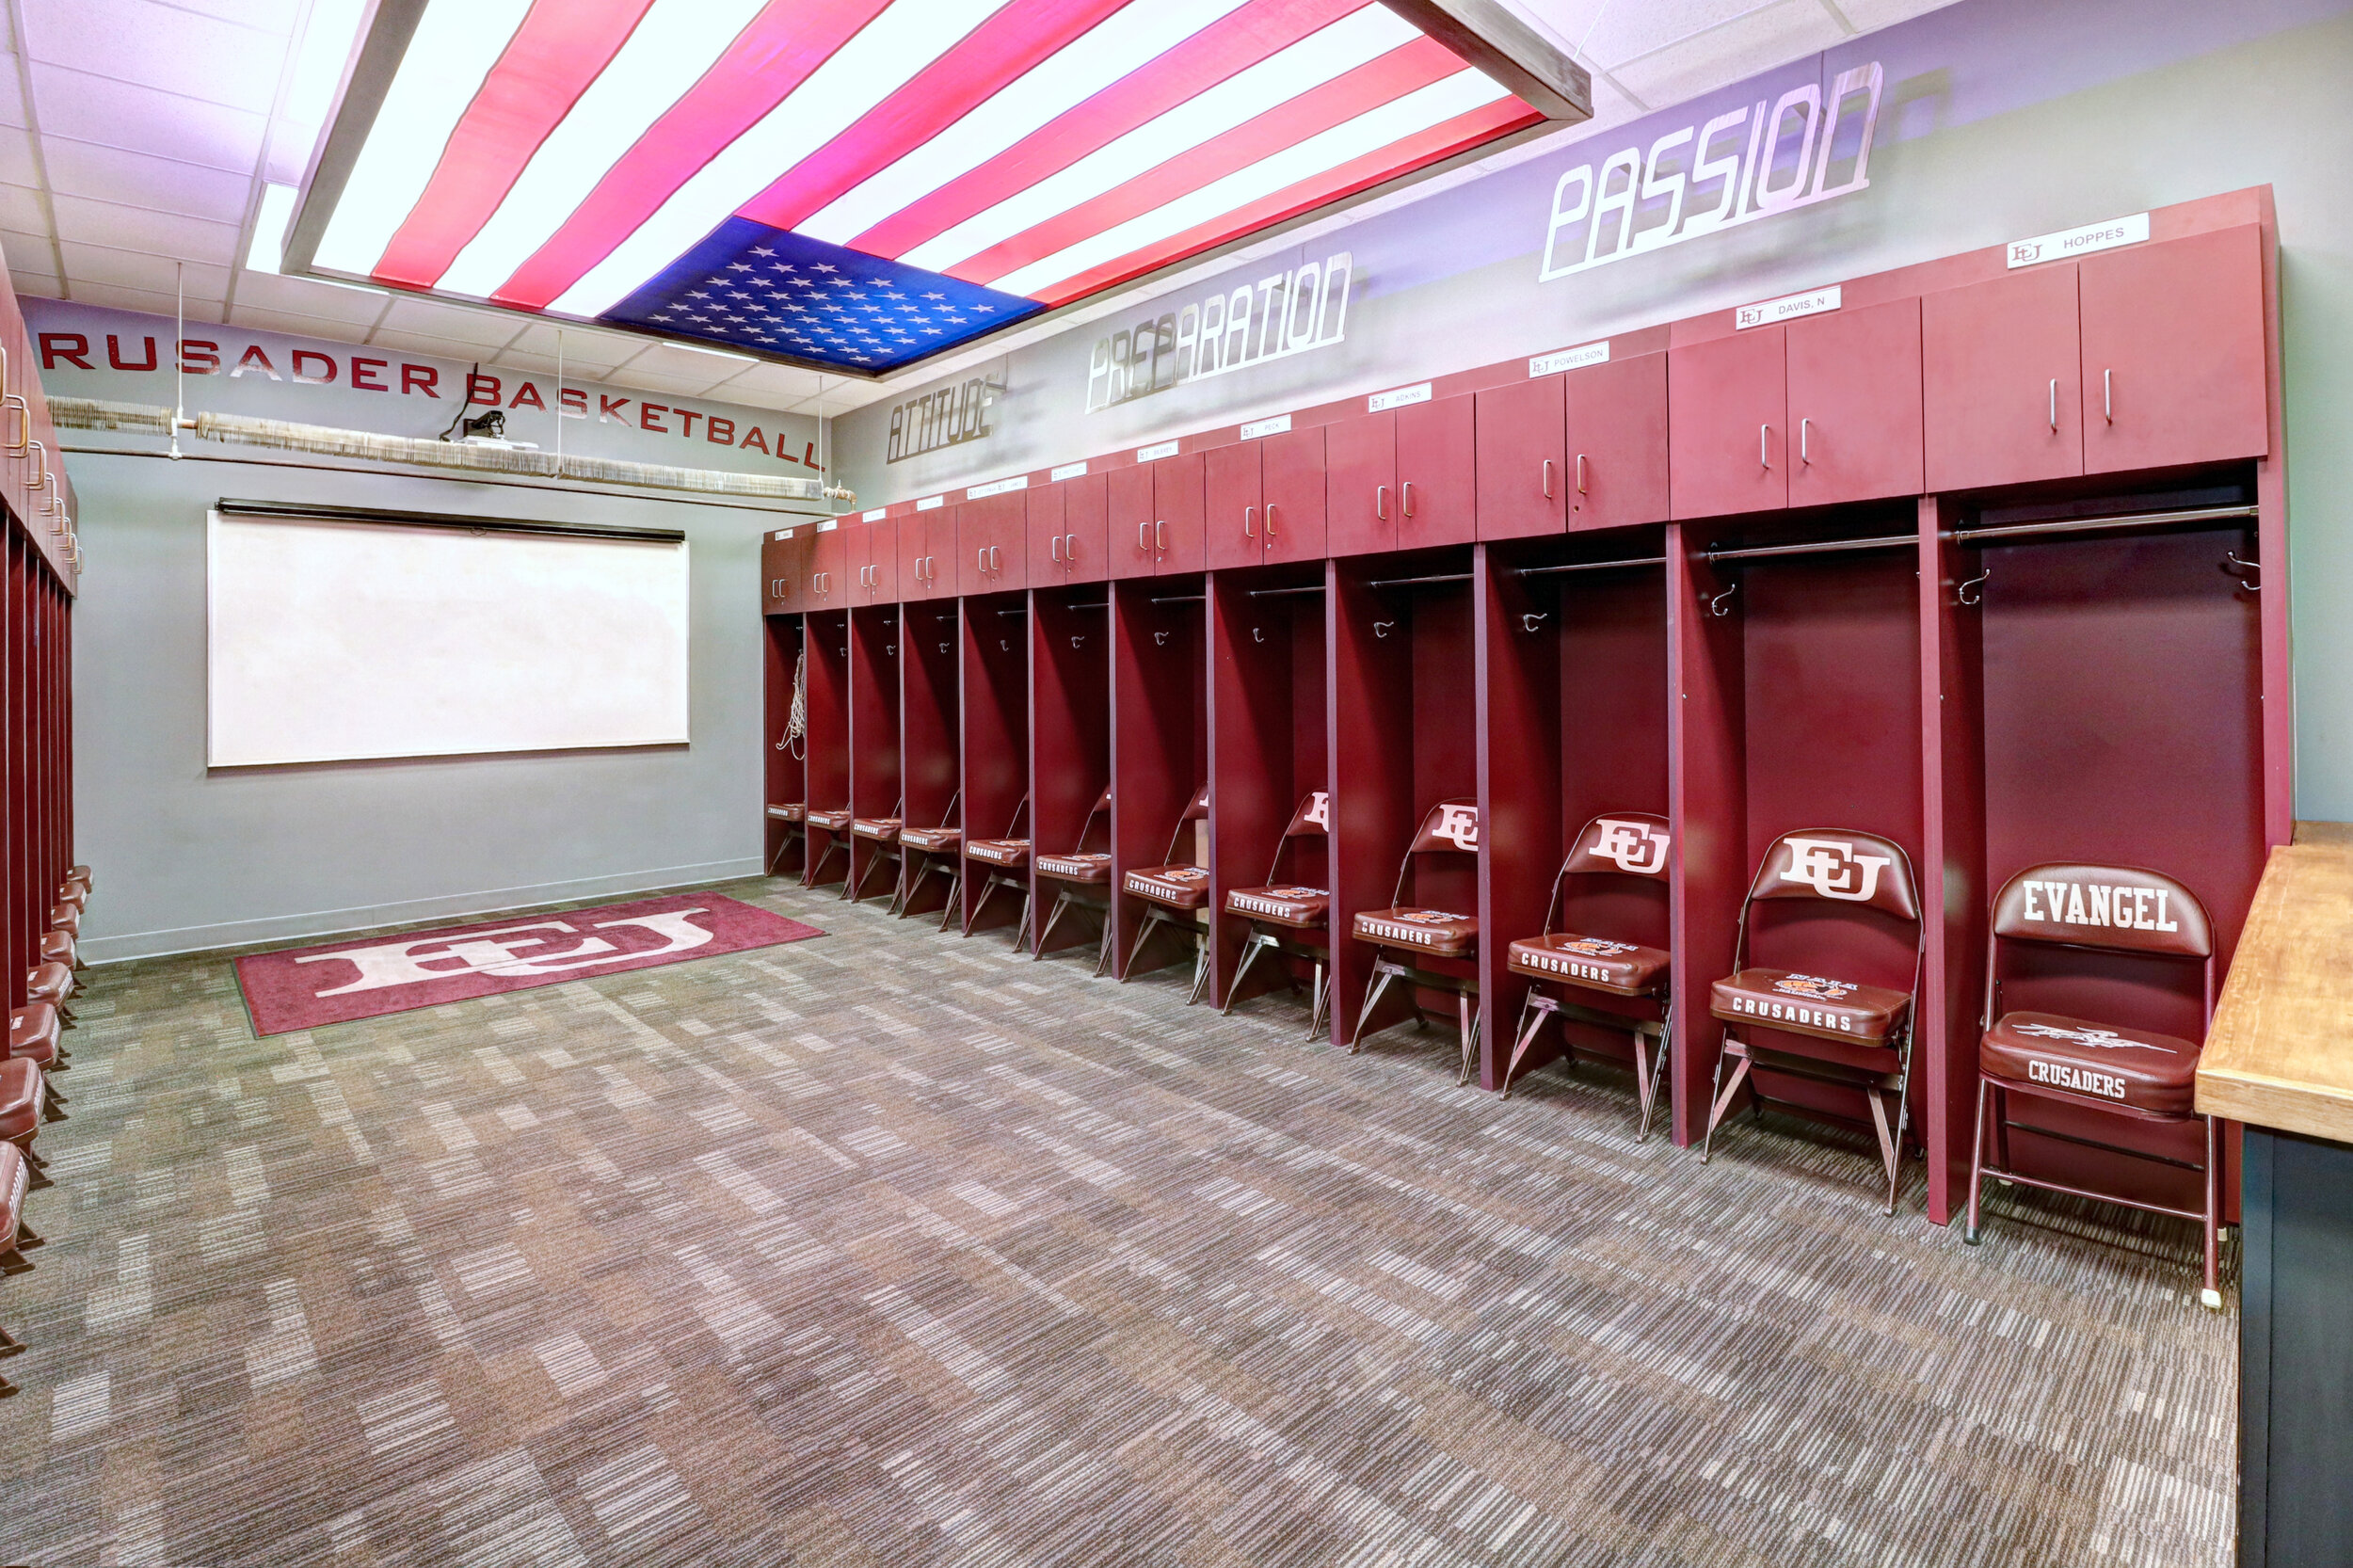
xmin=2201 ymin=1113 xmax=2224 ymax=1309
xmin=1095 ymin=909 xmax=1116 ymax=977
xmin=1701 ymin=1039 xmax=1753 ymax=1164
xmin=1351 ymin=962 xmax=1401 ymax=1054
xmin=1964 ymin=1075 xmax=1992 ymax=1245
xmin=1308 ymin=961 xmax=1330 ymax=1043
xmin=1884 ymin=1034 xmax=1916 ymax=1216
xmin=1119 ymin=910 xmax=1162 ymax=982
xmin=1636 ymin=995 xmax=1673 ymax=1143
xmin=966 ymin=875 xmax=999 ymax=936
xmin=1455 ymin=991 xmax=1480 ymax=1087
xmin=1187 ymin=936 xmax=1211 ymax=1005
xmin=1033 ymin=890 xmax=1074 ymax=960
xmin=1499 ymin=992 xmax=1550 ymax=1099
xmin=1015 ymin=890 xmax=1034 ymax=952
xmin=937 ymin=871 xmax=962 ymax=932
xmin=1222 ymin=932 xmax=1270 ymax=1015
xmin=848 ymin=849 xmax=884 ymax=904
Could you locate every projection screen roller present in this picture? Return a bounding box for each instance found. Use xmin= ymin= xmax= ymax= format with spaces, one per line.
xmin=207 ymin=511 xmax=690 ymax=766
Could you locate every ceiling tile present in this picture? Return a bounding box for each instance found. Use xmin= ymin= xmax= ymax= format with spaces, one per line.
xmin=1 ymin=228 xmax=55 ymax=269
xmin=373 ymin=295 xmax=528 ymax=349
xmin=626 ymin=342 xmax=758 ymax=383
xmin=365 ymin=327 xmax=517 ymax=362
xmin=227 ymin=301 xmax=381 ymax=342
xmin=0 ymin=182 xmax=44 ymax=234
xmin=0 ymin=55 xmax=25 ymax=129
xmin=602 ymin=367 xmax=730 ymax=399
xmin=56 ymin=237 xmax=230 ymax=296
xmin=700 ymin=378 xmax=803 ymax=413
xmin=63 ymin=280 xmax=226 ymax=322
xmin=19 ymin=0 xmax=286 ymax=114
xmin=1827 ymin=0 xmax=1961 ymax=31
xmin=41 ymin=138 xmax=251 ymax=224
xmin=711 ymin=361 xmax=827 ymax=404
xmin=792 ymin=384 xmax=890 ymax=417
xmin=0 ymin=127 xmax=35 ymax=187
xmin=1495 ymin=1 xmax=1615 ymax=61
xmin=1610 ymin=1 xmax=1850 ymax=106
xmin=8 ymin=268 xmax=60 ymax=301
xmin=502 ymin=321 xmax=646 ymax=369
xmin=27 ymin=64 xmax=264 ymax=175
xmin=233 ymin=267 xmax=390 ymax=326
xmin=1582 ymin=0 xmax=1785 ymax=69
xmin=52 ymin=193 xmax=238 ymax=264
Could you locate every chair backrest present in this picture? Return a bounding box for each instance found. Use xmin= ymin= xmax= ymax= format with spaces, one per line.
xmin=1745 ymin=829 xmax=1920 ymax=921
xmin=938 ymin=789 xmax=961 ymax=830
xmin=1003 ymin=794 xmax=1029 ymax=839
xmin=1546 ymin=812 xmax=1671 ymax=934
xmin=1069 ymin=786 xmax=1111 ymax=854
xmin=1162 ymin=784 xmax=1211 ymax=864
xmin=1395 ymin=798 xmax=1478 ymax=905
xmin=1986 ymin=861 xmax=2217 ymax=1033
xmin=1262 ymin=791 xmax=1330 ymax=885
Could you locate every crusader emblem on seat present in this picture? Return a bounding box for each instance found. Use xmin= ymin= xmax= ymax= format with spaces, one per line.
xmin=1773 ymin=972 xmax=1857 ymax=1001
xmin=1589 ymin=817 xmax=1669 ymax=874
xmin=2013 ymin=1021 xmax=2177 ymax=1053
xmin=1781 ymin=837 xmax=1893 ymax=903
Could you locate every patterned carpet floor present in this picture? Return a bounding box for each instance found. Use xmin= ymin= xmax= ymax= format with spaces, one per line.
xmin=0 ymin=876 xmax=2233 ymax=1567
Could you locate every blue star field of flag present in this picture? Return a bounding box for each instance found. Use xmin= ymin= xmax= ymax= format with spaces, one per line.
xmin=599 ymin=217 xmax=1045 ymax=373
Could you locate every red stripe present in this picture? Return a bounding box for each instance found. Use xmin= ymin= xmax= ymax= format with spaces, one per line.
xmin=945 ymin=38 xmax=1463 ymax=287
xmin=733 ymin=0 xmax=1134 ymax=235
xmin=1030 ymin=95 xmax=1537 ymax=305
xmin=370 ymin=0 xmax=655 ymax=289
xmin=489 ymin=0 xmax=892 ymax=311
xmin=850 ymin=0 xmax=1365 ymax=261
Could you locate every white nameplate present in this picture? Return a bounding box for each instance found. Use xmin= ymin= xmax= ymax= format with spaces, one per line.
xmin=1050 ymin=460 xmax=1089 ymax=481
xmin=859 ymin=508 xmax=887 ymax=522
xmin=915 ymin=495 xmax=945 ymax=511
xmin=816 ymin=519 xmax=839 ymax=531
xmin=1136 ymin=440 xmax=1181 ymax=461
xmin=1530 ymin=341 xmax=1609 ymax=376
xmin=966 ymin=475 xmax=1030 ymax=499
xmin=1737 ymin=286 xmax=1841 ymax=329
xmin=2007 ymin=212 xmax=2150 ymax=268
xmin=1241 ymin=414 xmax=1292 ymax=440
xmin=1369 ymin=382 xmax=1432 ymax=412
xmin=774 ymin=528 xmax=794 ymax=540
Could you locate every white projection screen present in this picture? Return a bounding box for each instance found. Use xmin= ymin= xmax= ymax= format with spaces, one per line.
xmin=207 ymin=509 xmax=690 ymax=767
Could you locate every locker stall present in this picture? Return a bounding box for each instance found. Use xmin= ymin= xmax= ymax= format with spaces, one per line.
xmin=959 ymin=588 xmax=1031 ymax=939
xmin=1329 ymin=546 xmax=1480 ymax=1062
xmin=761 ymin=609 xmax=806 ymax=878
xmin=1478 ymin=532 xmax=1672 ymax=1101
xmin=800 ymin=607 xmax=853 ymax=891
xmin=896 ymin=598 xmax=963 ymax=923
xmin=845 ymin=600 xmax=902 ymax=904
xmin=1208 ymin=564 xmax=1327 ymax=1020
xmin=1109 ymin=574 xmax=1207 ymax=988
xmin=1028 ymin=583 xmax=1112 ymax=962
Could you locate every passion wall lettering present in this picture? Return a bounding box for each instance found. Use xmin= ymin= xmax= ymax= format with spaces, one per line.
xmin=1540 ymin=63 xmax=1883 ymax=282
xmin=35 ymin=330 xmax=819 ymax=469
xmin=1086 ymin=251 xmax=1353 ymax=415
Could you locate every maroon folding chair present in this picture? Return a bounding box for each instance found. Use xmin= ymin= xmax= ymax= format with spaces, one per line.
xmin=1350 ymin=798 xmax=1481 ymax=1082
xmin=1120 ymin=784 xmax=1213 ymax=1001
xmin=965 ymin=795 xmax=1034 ymax=948
xmin=1223 ymin=790 xmax=1333 ymax=1039
xmin=764 ymin=801 xmax=806 ymax=876
xmin=1705 ymin=829 xmax=1923 ymax=1213
xmin=899 ymin=790 xmax=963 ymax=929
xmin=1966 ymin=863 xmax=2225 ymax=1308
xmin=805 ymin=802 xmax=854 ymax=888
xmin=1501 ymin=812 xmax=1673 ymax=1137
xmin=1034 ymin=787 xmax=1114 ymax=971
xmin=847 ymin=797 xmax=904 ymax=905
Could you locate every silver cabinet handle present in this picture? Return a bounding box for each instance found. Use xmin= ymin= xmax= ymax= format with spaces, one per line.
xmin=2049 ymin=377 xmax=2058 ymax=432
xmin=1265 ymin=504 xmax=1276 ymax=538
xmin=2104 ymin=367 xmax=2113 ymax=423
xmin=1138 ymin=520 xmax=1150 ymax=552
xmin=3 ymin=394 xmax=26 ymax=456
xmin=1800 ymin=417 xmax=1811 ymax=465
xmin=1376 ymin=484 xmax=1389 ymax=521
xmin=1051 ymin=534 xmax=1063 ymax=561
xmin=26 ymin=438 xmax=43 ymax=488
xmin=1759 ymin=424 xmax=1770 ymax=470
xmin=989 ymin=545 xmax=1000 ymax=571
xmin=977 ymin=547 xmax=986 ymax=573
xmin=1155 ymin=520 xmax=1165 ymax=552
xmin=1401 ymin=480 xmax=1415 ymax=518
xmin=1577 ymin=453 xmax=1588 ymax=494
xmin=1542 ymin=459 xmax=1553 ymax=500
xmin=1063 ymin=532 xmax=1076 ymax=561
xmin=1244 ymin=504 xmax=1256 ymax=538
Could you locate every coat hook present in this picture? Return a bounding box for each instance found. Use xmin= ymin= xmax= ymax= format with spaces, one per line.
xmin=1000 ymin=638 xmax=1009 ymax=651
xmin=1521 ymin=612 xmax=1548 ymax=633
xmin=1071 ymin=634 xmax=1086 ymax=648
xmin=1956 ymin=567 xmax=1989 ymax=607
xmin=1154 ymin=630 xmax=1169 ymax=647
xmin=1373 ymin=620 xmax=1396 ymax=638
xmin=1252 ymin=626 xmax=1265 ymax=643
xmin=885 ymin=644 xmax=896 ymax=655
xmin=939 ymin=643 xmax=950 ymax=654
xmin=1708 ymin=582 xmax=1737 ymax=617
xmin=2224 ymin=551 xmax=2261 ymax=592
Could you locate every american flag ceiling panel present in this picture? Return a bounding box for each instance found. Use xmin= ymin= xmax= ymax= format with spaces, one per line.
xmin=294 ymin=0 xmax=1561 ymax=375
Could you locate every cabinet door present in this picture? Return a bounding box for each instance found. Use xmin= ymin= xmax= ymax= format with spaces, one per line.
xmin=1786 ymin=297 xmax=1924 ymax=508
xmin=926 ymin=510 xmax=961 ymax=597
xmin=956 ymin=504 xmax=996 ymax=595
xmin=764 ymin=527 xmax=811 ymax=613
xmin=899 ymin=509 xmax=939 ymax=601
xmin=1922 ymin=265 xmax=2082 ymax=493
xmin=1325 ymin=410 xmax=1396 ymax=556
xmin=1566 ymin=350 xmax=1670 ymax=530
xmin=862 ymin=518 xmax=898 ymax=600
xmin=808 ymin=525 xmax=850 ymax=607
xmin=1261 ymin=426 xmax=1328 ymax=564
xmin=1203 ymin=442 xmax=1263 ymax=571
xmin=1062 ymin=472 xmax=1109 ymax=584
xmin=1106 ymin=464 xmax=1158 ymax=580
xmin=1395 ymin=394 xmax=1475 ymax=548
xmin=1670 ymin=328 xmax=1786 ymax=519
xmin=988 ymin=492 xmax=1028 ymax=589
xmin=2079 ymin=225 xmax=2268 ymax=475
xmin=1027 ymin=483 xmax=1068 ymax=580
xmin=1153 ymin=453 xmax=1206 ymax=573
xmin=1475 ymin=376 xmax=1566 ymax=540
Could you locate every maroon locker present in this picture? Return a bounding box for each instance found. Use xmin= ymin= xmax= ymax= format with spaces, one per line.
xmin=1204 ymin=442 xmax=1262 ymax=571
xmin=1474 ymin=376 xmax=1567 ymax=541
xmin=806 ymin=524 xmax=849 ymax=609
xmin=957 ymin=493 xmax=1023 ymax=594
xmin=1261 ymin=426 xmax=1327 ymax=564
xmin=1105 ymin=464 xmax=1157 ymax=580
xmin=763 ymin=526 xmax=812 ymax=613
xmin=1786 ymin=297 xmax=1925 ymax=508
xmin=1325 ymin=410 xmax=1396 ymax=557
xmin=1922 ymin=264 xmax=2084 ymax=492
xmin=858 ymin=518 xmax=898 ymax=601
xmin=1151 ymin=453 xmax=1206 ymax=573
xmin=1394 ymin=394 xmax=1475 ymax=548
xmin=2079 ymin=225 xmax=2268 ymax=475
xmin=1027 ymin=483 xmax=1067 ymax=581
xmin=1063 ymin=472 xmax=1109 ymax=584
xmin=1669 ymin=328 xmax=1786 ymax=520
xmin=1566 ymin=351 xmax=1670 ymax=530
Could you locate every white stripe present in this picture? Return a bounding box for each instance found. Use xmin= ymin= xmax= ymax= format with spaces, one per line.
xmin=800 ymin=0 xmax=1252 ymax=248
xmin=552 ymin=0 xmax=1018 ymax=319
xmin=312 ymin=0 xmax=531 ymax=277
xmin=436 ymin=0 xmax=771 ymax=299
xmin=903 ymin=6 xmax=1416 ymax=276
xmin=994 ymin=68 xmax=1504 ymax=297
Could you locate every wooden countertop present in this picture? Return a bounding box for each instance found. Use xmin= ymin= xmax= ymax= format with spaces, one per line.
xmin=2198 ymin=823 xmax=2353 ymax=1142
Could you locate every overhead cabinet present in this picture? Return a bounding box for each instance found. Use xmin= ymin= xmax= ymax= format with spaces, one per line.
xmin=1205 ymin=429 xmax=1328 ymax=569
xmin=1328 ymin=395 xmax=1477 ymax=556
xmin=1028 ymin=472 xmax=1108 ymax=584
xmin=957 ymin=492 xmax=1025 ymax=594
xmin=1108 ymin=454 xmax=1207 ymax=577
xmin=1477 ymin=353 xmax=1671 ymax=540
xmin=900 ymin=506 xmax=957 ymax=601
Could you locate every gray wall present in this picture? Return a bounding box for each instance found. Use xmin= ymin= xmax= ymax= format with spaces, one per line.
xmin=835 ymin=0 xmax=2353 ymax=819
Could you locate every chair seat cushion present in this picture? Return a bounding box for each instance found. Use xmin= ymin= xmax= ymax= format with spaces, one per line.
xmin=0 ymin=1143 xmax=23 ymax=1243
xmin=968 ymin=838 xmax=1031 ymax=869
xmin=24 ymin=964 xmax=71 ymax=1006
xmin=38 ymin=932 xmax=72 ymax=967
xmin=8 ymin=1006 xmax=57 ymax=1065
xmin=1226 ymin=886 xmax=1329 ymax=928
xmin=1125 ymin=865 xmax=1209 ymax=908
xmin=1711 ymin=968 xmax=1910 ymax=1045
xmin=1353 ymin=908 xmax=1478 ymax=958
xmin=805 ymin=808 xmax=853 ymax=831
xmin=902 ymin=826 xmax=962 ymax=853
xmin=1981 ymin=1011 xmax=2201 ymax=1114
xmin=0 ymin=1059 xmax=38 ymax=1143
xmin=1036 ymin=852 xmax=1112 ymax=884
xmin=852 ymin=818 xmax=903 ymax=841
xmin=57 ymin=886 xmax=87 ymax=909
xmin=48 ymin=906 xmax=78 ymax=937
xmin=1509 ymin=933 xmax=1670 ymax=996
xmin=767 ymin=802 xmax=806 ymax=823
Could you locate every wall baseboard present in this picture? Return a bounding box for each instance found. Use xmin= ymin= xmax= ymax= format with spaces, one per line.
xmin=79 ymin=858 xmax=769 ymax=966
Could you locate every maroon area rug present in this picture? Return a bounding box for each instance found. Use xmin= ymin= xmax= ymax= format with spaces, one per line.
xmin=234 ymin=892 xmax=823 ymax=1035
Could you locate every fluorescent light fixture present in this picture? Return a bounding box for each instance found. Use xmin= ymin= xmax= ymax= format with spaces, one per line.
xmin=248 ymin=183 xmax=300 ymax=273
xmin=291 ymin=0 xmax=1580 ymax=376
xmin=283 ymin=0 xmax=368 ymax=127
xmin=668 ymin=343 xmax=755 ymax=361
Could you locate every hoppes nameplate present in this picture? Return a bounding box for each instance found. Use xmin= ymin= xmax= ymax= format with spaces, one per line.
xmin=2008 ymin=213 xmax=2150 ymax=268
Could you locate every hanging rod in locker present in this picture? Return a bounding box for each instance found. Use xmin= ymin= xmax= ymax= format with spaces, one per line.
xmin=1517 ymin=555 xmax=1667 ymax=577
xmin=1953 ymin=503 xmax=2258 ymax=545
